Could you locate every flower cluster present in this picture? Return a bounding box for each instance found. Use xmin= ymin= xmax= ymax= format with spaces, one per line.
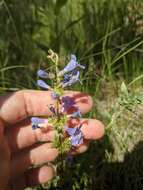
xmin=31 ymin=50 xmax=85 ymax=153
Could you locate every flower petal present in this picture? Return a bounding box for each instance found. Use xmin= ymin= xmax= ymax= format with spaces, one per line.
xmin=58 ymin=54 xmax=85 ymax=76
xmin=37 ymin=80 xmax=51 ymax=89
xmin=71 ymin=54 xmax=77 ymax=61
xmin=71 ymin=110 xmax=82 ymax=118
xmin=31 ymin=117 xmax=48 ymax=125
xmin=61 ymin=96 xmax=75 ymax=112
xmin=63 ymin=54 xmax=77 ymax=73
xmin=62 ymin=71 xmax=80 ymax=88
xmin=70 ymin=132 xmax=83 ymax=146
xmin=37 ymin=69 xmax=49 ymax=78
xmin=66 ymin=127 xmax=77 ymax=136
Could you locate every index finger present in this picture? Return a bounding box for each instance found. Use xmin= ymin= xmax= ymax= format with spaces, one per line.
xmin=0 ymin=90 xmax=93 ymax=125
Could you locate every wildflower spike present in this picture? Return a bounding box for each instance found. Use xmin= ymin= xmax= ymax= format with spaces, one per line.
xmin=31 ymin=51 xmax=85 ymax=163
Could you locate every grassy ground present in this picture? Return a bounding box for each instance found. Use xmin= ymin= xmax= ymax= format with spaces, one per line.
xmin=1 ymin=0 xmax=143 ymax=189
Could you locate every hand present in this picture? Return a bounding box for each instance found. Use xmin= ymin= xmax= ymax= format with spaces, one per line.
xmin=0 ymin=90 xmax=104 ymax=190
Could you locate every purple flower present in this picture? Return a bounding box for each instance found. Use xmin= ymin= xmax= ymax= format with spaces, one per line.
xmin=31 ymin=117 xmax=48 ymax=124
xmin=70 ymin=132 xmax=83 ymax=146
xmin=63 ymin=74 xmax=71 ymax=83
xmin=65 ymin=126 xmax=77 ymax=136
xmin=37 ymin=80 xmax=51 ymax=89
xmin=61 ymin=96 xmax=75 ymax=112
xmin=71 ymin=110 xmax=82 ymax=118
xmin=62 ymin=70 xmax=80 ymax=88
xmin=65 ymin=124 xmax=84 ymax=146
xmin=58 ymin=54 xmax=85 ymax=76
xmin=37 ymin=69 xmax=49 ymax=78
xmin=31 ymin=117 xmax=48 ymax=130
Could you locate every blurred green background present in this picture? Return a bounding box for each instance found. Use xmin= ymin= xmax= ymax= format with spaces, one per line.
xmin=1 ymin=0 xmax=143 ymax=189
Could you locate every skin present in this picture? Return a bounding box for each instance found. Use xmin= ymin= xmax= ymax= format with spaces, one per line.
xmin=0 ymin=90 xmax=104 ymax=190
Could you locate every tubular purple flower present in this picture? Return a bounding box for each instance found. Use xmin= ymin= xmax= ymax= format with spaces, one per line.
xmin=37 ymin=69 xmax=49 ymax=78
xmin=65 ymin=124 xmax=84 ymax=146
xmin=58 ymin=54 xmax=85 ymax=76
xmin=31 ymin=117 xmax=48 ymax=130
xmin=70 ymin=132 xmax=83 ymax=146
xmin=31 ymin=117 xmax=48 ymax=124
xmin=61 ymin=96 xmax=75 ymax=112
xmin=37 ymin=79 xmax=51 ymax=89
xmin=71 ymin=110 xmax=82 ymax=118
xmin=62 ymin=70 xmax=80 ymax=88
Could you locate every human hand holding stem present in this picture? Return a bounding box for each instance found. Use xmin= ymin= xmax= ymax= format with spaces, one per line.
xmin=0 ymin=91 xmax=104 ymax=190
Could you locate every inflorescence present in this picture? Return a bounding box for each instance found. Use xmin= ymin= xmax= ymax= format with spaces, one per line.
xmin=31 ymin=50 xmax=85 ymax=154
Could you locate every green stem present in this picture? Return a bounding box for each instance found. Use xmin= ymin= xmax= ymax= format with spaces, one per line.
xmin=52 ymin=50 xmax=64 ymax=186
xmin=55 ymin=98 xmax=64 ymax=186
